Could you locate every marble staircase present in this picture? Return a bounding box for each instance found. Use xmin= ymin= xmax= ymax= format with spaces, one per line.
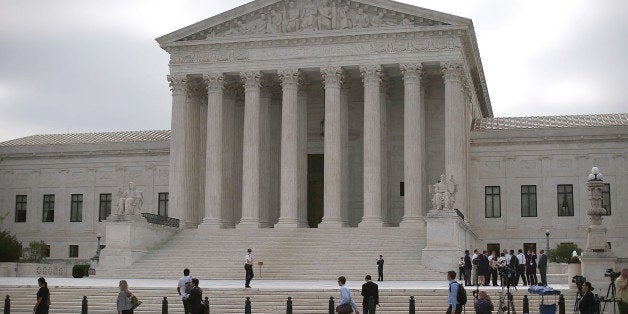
xmin=96 ymin=227 xmax=443 ymax=281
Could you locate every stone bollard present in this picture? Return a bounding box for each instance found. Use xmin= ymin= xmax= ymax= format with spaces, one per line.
xmin=245 ymin=296 xmax=251 ymax=314
xmin=162 ymin=296 xmax=168 ymax=314
xmin=286 ymin=296 xmax=293 ymax=314
xmin=4 ymin=295 xmax=10 ymax=314
xmin=558 ymin=294 xmax=565 ymax=314
xmin=328 ymin=296 xmax=334 ymax=314
xmin=81 ymin=296 xmax=88 ymax=314
xmin=409 ymin=296 xmax=416 ymax=314
xmin=203 ymin=296 xmax=210 ymax=314
xmin=368 ymin=295 xmax=375 ymax=314
xmin=523 ymin=295 xmax=529 ymax=314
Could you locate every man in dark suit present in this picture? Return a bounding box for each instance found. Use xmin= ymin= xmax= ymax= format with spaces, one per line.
xmin=464 ymin=250 xmax=472 ymax=286
xmin=361 ymin=275 xmax=379 ymax=314
xmin=186 ymin=278 xmax=203 ymax=314
xmin=578 ymin=281 xmax=596 ymax=314
xmin=377 ymin=255 xmax=384 ymax=281
xmin=538 ymin=250 xmax=548 ymax=286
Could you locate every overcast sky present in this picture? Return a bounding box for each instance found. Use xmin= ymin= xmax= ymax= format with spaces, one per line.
xmin=1 ymin=0 xmax=626 ymax=142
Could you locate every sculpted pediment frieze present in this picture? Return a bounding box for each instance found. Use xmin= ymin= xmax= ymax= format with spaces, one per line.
xmin=176 ymin=0 xmax=454 ymax=42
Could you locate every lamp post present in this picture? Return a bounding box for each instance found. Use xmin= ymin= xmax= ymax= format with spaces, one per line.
xmin=545 ymin=230 xmax=550 ymax=257
xmin=96 ymin=233 xmax=102 ymax=260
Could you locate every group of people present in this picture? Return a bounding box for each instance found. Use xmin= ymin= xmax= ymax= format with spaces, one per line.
xmin=459 ymin=248 xmax=549 ymax=287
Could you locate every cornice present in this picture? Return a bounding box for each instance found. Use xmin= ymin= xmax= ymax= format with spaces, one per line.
xmin=0 ymin=149 xmax=170 ymax=161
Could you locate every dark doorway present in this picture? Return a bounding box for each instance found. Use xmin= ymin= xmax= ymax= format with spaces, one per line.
xmin=307 ymin=154 xmax=324 ymax=228
xmin=487 ymin=243 xmax=500 ymax=256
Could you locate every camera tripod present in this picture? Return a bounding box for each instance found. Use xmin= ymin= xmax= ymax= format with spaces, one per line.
xmin=601 ymin=279 xmax=617 ymax=314
xmin=573 ymin=286 xmax=582 ymax=314
xmin=498 ymin=284 xmax=517 ymax=314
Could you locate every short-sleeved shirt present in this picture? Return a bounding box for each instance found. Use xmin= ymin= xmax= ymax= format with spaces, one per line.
xmin=246 ymin=254 xmax=253 ymax=264
xmin=178 ymin=275 xmax=192 ymax=298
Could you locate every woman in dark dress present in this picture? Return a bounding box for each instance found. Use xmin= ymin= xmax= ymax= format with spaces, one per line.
xmin=578 ymin=282 xmax=596 ymax=314
xmin=34 ymin=277 xmax=50 ymax=314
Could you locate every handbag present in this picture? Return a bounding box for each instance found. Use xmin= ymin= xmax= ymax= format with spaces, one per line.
xmin=131 ymin=295 xmax=142 ymax=310
xmin=335 ymin=303 xmax=353 ymax=313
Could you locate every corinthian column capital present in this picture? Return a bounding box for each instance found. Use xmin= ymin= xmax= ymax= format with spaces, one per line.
xmin=441 ymin=61 xmax=464 ymax=82
xmin=187 ymin=79 xmax=206 ymax=99
xmin=400 ymin=63 xmax=423 ymax=83
xmin=203 ymin=72 xmax=225 ymax=92
xmin=359 ymin=64 xmax=382 ymax=85
xmin=167 ymin=74 xmax=188 ymax=96
xmin=320 ymin=66 xmax=345 ymax=87
xmin=241 ymin=71 xmax=262 ymax=89
xmin=278 ymin=68 xmax=301 ymax=87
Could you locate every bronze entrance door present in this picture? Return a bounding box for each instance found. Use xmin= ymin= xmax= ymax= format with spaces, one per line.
xmin=307 ymin=154 xmax=324 ymax=228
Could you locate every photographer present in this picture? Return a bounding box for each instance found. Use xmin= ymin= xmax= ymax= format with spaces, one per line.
xmin=578 ymin=281 xmax=595 ymax=314
xmin=474 ymin=290 xmax=494 ymax=314
xmin=617 ymin=267 xmax=628 ymax=314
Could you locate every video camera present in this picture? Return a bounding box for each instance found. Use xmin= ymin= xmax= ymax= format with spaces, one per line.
xmin=572 ymin=275 xmax=586 ymax=291
xmin=604 ymin=268 xmax=620 ymax=281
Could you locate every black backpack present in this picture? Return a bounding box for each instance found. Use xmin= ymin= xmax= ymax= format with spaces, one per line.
xmin=453 ymin=282 xmax=467 ymax=306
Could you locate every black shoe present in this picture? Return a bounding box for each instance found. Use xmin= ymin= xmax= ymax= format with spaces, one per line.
xmin=245 ymin=285 xmax=251 ymax=288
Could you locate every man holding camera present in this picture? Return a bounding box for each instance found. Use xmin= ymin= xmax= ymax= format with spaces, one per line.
xmin=617 ymin=267 xmax=628 ymax=314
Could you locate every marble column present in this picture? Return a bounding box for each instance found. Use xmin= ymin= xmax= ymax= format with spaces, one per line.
xmin=400 ymin=63 xmax=425 ymax=225
xmin=259 ymin=86 xmax=272 ymax=228
xmin=297 ymin=80 xmax=309 ymax=226
xmin=277 ymin=69 xmax=307 ymax=228
xmin=320 ymin=66 xmax=348 ymax=227
xmin=239 ymin=71 xmax=263 ymax=228
xmin=167 ymin=74 xmax=188 ymax=226
xmin=359 ymin=65 xmax=386 ymax=227
xmin=442 ymin=61 xmax=467 ymax=213
xmin=221 ymin=80 xmax=238 ymax=228
xmin=202 ymin=72 xmax=226 ymax=227
xmin=188 ymin=80 xmax=204 ymax=225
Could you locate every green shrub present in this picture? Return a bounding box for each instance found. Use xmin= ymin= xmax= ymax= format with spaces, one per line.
xmin=21 ymin=240 xmax=48 ymax=263
xmin=0 ymin=229 xmax=22 ymax=262
xmin=549 ymin=242 xmax=582 ymax=263
xmin=72 ymin=264 xmax=90 ymax=278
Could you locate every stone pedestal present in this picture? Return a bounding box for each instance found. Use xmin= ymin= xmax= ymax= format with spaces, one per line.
xmin=580 ymin=253 xmax=617 ymax=288
xmin=421 ymin=210 xmax=476 ymax=273
xmin=98 ymin=214 xmax=177 ymax=269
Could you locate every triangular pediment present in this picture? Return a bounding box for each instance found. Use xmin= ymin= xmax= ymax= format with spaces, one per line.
xmin=157 ymin=0 xmax=471 ymax=45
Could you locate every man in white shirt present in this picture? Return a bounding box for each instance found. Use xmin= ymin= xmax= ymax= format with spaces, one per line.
xmin=245 ymin=248 xmax=254 ymax=288
xmin=516 ymin=249 xmax=528 ymax=286
xmin=177 ymin=268 xmax=192 ymax=314
xmin=471 ymin=249 xmax=478 ymax=285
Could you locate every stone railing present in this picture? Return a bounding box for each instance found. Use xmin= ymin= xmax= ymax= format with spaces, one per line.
xmin=141 ymin=212 xmax=179 ymax=228
xmin=454 ymin=209 xmax=465 ymax=221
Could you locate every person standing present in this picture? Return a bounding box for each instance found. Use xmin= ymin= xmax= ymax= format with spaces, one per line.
xmin=34 ymin=277 xmax=50 ymax=314
xmin=464 ymin=250 xmax=472 ymax=286
xmin=245 ymin=248 xmax=254 ymax=288
xmin=376 ymin=255 xmax=384 ymax=281
xmin=177 ymin=268 xmax=193 ymax=313
xmin=117 ymin=280 xmax=135 ymax=314
xmin=489 ymin=251 xmax=499 ymax=286
xmin=538 ymin=250 xmax=548 ymax=286
xmin=337 ymin=276 xmax=359 ymax=314
xmin=477 ymin=251 xmax=489 ymax=286
xmin=526 ymin=250 xmax=538 ymax=285
xmin=578 ymin=281 xmax=596 ymax=314
xmin=447 ymin=270 xmax=461 ymax=314
xmin=616 ymin=267 xmax=628 ymax=314
xmin=186 ymin=278 xmax=203 ymax=314
xmin=516 ymin=249 xmax=527 ymax=286
xmin=361 ymin=275 xmax=379 ymax=314
xmin=458 ymin=257 xmax=465 ymax=281
xmin=471 ymin=249 xmax=479 ymax=285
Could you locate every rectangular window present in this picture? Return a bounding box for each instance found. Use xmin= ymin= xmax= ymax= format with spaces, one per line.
xmin=521 ymin=185 xmax=537 ymax=217
xmin=69 ymin=245 xmax=79 ymax=258
xmin=400 ymin=182 xmax=404 ymax=197
xmin=15 ymin=195 xmax=27 ymax=222
xmin=42 ymin=194 xmax=55 ymax=222
xmin=158 ymin=192 xmax=169 ymax=217
xmin=557 ymin=184 xmax=574 ymax=216
xmin=487 ymin=243 xmax=500 ymax=255
xmin=70 ymin=194 xmax=83 ymax=222
xmin=485 ymin=186 xmax=501 ymax=218
xmin=602 ymin=183 xmax=611 ymax=215
xmin=99 ymin=193 xmax=112 ymax=222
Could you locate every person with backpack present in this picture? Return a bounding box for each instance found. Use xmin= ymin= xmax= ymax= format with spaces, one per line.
xmin=447 ymin=270 xmax=466 ymax=314
xmin=177 ymin=268 xmax=193 ymax=314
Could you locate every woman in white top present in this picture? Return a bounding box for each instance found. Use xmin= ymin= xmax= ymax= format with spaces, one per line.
xmin=117 ymin=280 xmax=134 ymax=314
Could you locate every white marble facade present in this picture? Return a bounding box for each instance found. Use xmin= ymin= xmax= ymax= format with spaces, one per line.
xmin=0 ymin=0 xmax=627 ymax=262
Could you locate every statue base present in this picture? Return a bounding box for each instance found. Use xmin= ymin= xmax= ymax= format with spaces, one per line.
xmin=580 ymin=252 xmax=617 ymax=288
xmin=421 ymin=210 xmax=477 ymax=273
xmin=99 ymin=214 xmax=177 ymax=269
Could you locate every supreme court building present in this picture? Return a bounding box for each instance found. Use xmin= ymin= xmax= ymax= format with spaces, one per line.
xmin=0 ymin=0 xmax=626 ymax=271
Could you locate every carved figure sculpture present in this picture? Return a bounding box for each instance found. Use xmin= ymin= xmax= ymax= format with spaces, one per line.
xmin=317 ymin=0 xmax=333 ymax=30
xmin=446 ymin=175 xmax=458 ymax=210
xmin=430 ymin=174 xmax=448 ymax=211
xmin=268 ymin=9 xmax=283 ymax=34
xmin=301 ymin=0 xmax=318 ymax=31
xmin=117 ymin=182 xmax=143 ymax=215
xmin=331 ymin=2 xmax=339 ymax=29
xmin=338 ymin=5 xmax=352 ymax=29
xmin=352 ymin=8 xmax=370 ymax=28
xmin=284 ymin=1 xmax=301 ymax=32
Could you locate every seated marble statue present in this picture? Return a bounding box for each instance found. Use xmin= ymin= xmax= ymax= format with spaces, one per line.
xmin=117 ymin=182 xmax=143 ymax=215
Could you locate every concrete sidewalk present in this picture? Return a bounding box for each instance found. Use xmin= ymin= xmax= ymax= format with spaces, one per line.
xmin=0 ymin=277 xmax=570 ymax=291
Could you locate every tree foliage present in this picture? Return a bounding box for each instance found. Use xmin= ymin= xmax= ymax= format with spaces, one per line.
xmin=21 ymin=240 xmax=48 ymax=263
xmin=549 ymin=242 xmax=582 ymax=263
xmin=0 ymin=229 xmax=22 ymax=262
